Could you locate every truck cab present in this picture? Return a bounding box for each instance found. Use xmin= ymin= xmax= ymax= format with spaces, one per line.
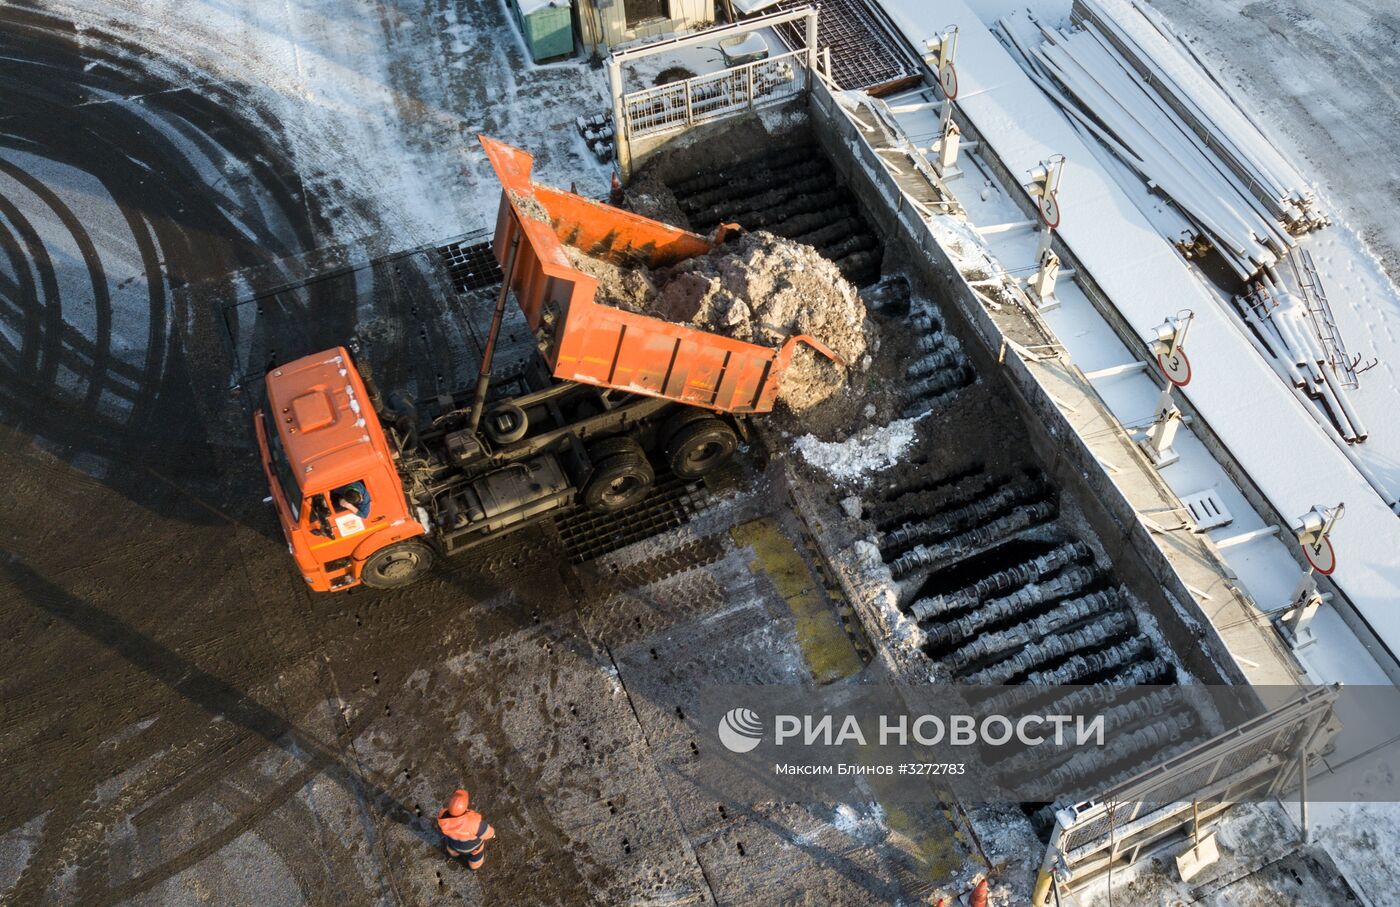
xmin=255 ymin=347 xmax=429 ymax=592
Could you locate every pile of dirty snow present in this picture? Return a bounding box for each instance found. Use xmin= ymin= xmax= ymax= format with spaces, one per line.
xmin=572 ymin=231 xmax=870 ymax=412
xmin=792 ymin=415 xmax=922 ymax=482
xmin=567 ymin=246 xmax=658 ymax=309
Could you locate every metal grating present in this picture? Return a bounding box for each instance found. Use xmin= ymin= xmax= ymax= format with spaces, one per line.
xmin=768 ymin=0 xmax=922 ymax=94
xmin=1181 ymin=488 xmax=1233 ymax=532
xmin=437 ymin=238 xmax=504 ymax=295
xmin=554 ymin=473 xmax=709 ymax=564
xmin=226 ymin=233 xmax=492 ymax=388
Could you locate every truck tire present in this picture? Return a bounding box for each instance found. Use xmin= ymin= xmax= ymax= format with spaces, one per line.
xmin=583 ymin=448 xmax=654 ymax=513
xmin=659 ymin=407 xmax=714 ymax=451
xmin=360 ymin=539 xmax=435 ymax=589
xmin=587 ymin=435 xmax=643 ymax=463
xmin=666 ymin=418 xmax=738 ymax=479
xmin=484 ymin=402 xmax=528 ymax=445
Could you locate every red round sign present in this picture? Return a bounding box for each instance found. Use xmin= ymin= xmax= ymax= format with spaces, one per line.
xmin=939 ymin=61 xmax=958 ymax=101
xmin=1038 ymin=190 xmax=1061 ymax=229
xmin=1157 ymin=349 xmax=1191 ymax=387
xmin=1303 ymin=536 xmax=1337 ymax=575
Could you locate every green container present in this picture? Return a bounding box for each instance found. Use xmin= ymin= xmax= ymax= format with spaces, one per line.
xmin=515 ymin=1 xmax=574 ymax=63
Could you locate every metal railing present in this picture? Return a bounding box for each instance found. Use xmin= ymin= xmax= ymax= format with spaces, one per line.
xmin=621 ymin=49 xmax=808 ymax=140
xmin=1033 ymin=685 xmax=1339 ymax=904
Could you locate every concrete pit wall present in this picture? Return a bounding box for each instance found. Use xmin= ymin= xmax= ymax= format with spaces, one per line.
xmin=803 ymin=84 xmax=1250 ymax=689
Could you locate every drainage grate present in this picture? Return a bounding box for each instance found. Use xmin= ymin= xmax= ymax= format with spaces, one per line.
xmin=554 ymin=474 xmax=709 ymax=564
xmin=437 ymin=238 xmax=503 ymax=295
xmin=1181 ymin=489 xmax=1233 ymax=532
xmin=768 ymin=0 xmax=922 ymax=94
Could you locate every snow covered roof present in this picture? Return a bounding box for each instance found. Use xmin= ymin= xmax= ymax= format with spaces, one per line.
xmin=515 ymin=0 xmax=565 ymax=15
xmin=877 ymin=0 xmax=1400 ymax=657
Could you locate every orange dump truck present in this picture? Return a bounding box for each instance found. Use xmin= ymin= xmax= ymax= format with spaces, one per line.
xmin=255 ymin=137 xmax=839 ymax=592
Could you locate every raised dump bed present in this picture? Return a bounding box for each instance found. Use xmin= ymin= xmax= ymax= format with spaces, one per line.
xmin=480 ymin=136 xmax=838 ymax=414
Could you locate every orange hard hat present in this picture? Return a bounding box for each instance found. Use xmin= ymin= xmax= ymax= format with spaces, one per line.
xmin=446 ymin=789 xmax=470 ymax=816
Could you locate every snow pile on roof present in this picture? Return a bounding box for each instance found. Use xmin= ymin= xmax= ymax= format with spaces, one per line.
xmin=793 ymin=415 xmax=921 ymax=481
xmin=514 ymin=0 xmax=566 ymax=14
xmin=731 ymin=0 xmax=784 ymax=13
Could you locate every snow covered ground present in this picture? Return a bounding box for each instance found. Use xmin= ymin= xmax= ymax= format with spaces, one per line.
xmin=39 ymin=0 xmax=613 ymax=254
xmin=0 ymin=0 xmax=617 ymax=487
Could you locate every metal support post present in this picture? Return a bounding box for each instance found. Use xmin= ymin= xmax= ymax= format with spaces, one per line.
xmin=1299 ymin=742 xmax=1310 ymax=844
xmin=933 ymin=117 xmax=961 ymax=178
xmin=804 ymin=10 xmax=819 ymax=89
xmin=1275 ymin=572 xmax=1323 ymax=650
xmin=607 ymin=56 xmax=631 ymax=182
xmin=1029 ymin=246 xmax=1060 ymax=303
xmin=1027 ymin=155 xmax=1065 ymax=309
xmin=1032 ymin=838 xmax=1064 ymax=905
xmin=1141 ymin=386 xmax=1182 ymax=467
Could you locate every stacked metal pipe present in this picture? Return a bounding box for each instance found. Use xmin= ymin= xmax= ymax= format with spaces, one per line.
xmin=995 ymin=0 xmax=1327 ymax=283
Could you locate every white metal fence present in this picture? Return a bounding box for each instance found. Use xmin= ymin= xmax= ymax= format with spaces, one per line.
xmin=622 ymin=50 xmax=807 ymax=140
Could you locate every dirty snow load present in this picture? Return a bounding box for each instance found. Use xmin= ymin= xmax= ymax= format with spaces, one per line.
xmin=569 ymin=231 xmax=870 ymax=412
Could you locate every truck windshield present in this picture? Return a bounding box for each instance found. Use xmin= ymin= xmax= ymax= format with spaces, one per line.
xmin=263 ymin=411 xmax=303 ymax=520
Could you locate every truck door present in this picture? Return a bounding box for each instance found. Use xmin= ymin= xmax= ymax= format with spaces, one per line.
xmin=304 ymin=493 xmax=335 ymax=540
xmin=304 ymin=485 xmax=373 ymax=541
xmin=329 ymin=481 xmax=371 ymax=537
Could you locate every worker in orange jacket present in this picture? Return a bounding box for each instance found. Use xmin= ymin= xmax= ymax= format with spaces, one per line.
xmin=437 ymin=789 xmax=496 ymax=870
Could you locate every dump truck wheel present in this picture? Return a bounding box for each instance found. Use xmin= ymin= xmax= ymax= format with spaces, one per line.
xmin=360 ymin=540 xmax=435 ymax=589
xmin=588 ymin=435 xmax=644 ymax=463
xmin=659 ymin=408 xmax=713 ymax=450
xmin=666 ymin=418 xmax=738 ymax=479
xmin=583 ymin=450 xmax=654 ymax=513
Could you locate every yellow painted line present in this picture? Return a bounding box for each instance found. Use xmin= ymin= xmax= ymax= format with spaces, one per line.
xmin=732 ymin=519 xmax=966 ymax=883
xmin=879 ymin=798 xmax=967 ymax=882
xmin=730 ymin=518 xmax=862 ymax=684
